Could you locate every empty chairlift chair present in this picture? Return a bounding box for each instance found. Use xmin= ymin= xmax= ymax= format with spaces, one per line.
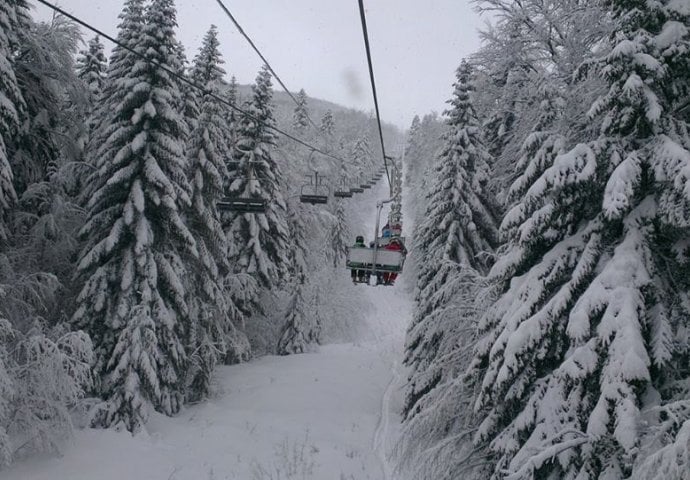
xmin=300 ymin=171 xmax=329 ymax=205
xmin=217 ymin=196 xmax=267 ymax=213
xmin=217 ymin=159 xmax=267 ymax=213
xmin=334 ymin=178 xmax=354 ymax=198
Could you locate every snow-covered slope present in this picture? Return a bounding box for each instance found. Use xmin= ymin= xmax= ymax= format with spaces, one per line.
xmin=5 ymin=264 xmax=412 ymax=480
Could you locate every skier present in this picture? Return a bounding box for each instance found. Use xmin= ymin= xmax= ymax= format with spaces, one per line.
xmin=351 ymin=236 xmax=369 ymax=284
xmin=382 ymin=238 xmax=405 ymax=285
xmin=381 ymin=223 xmax=391 ymax=238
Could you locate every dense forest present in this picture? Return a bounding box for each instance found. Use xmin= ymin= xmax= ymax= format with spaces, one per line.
xmin=399 ymin=0 xmax=690 ymax=479
xmin=0 ymin=0 xmax=398 ymax=465
xmin=1 ymin=0 xmax=689 ymax=479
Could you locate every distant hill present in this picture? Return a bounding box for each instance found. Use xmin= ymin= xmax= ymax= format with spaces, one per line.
xmin=232 ymin=84 xmax=402 ymax=154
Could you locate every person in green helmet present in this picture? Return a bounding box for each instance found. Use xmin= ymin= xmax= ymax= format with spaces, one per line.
xmin=351 ymin=235 xmax=368 ymax=283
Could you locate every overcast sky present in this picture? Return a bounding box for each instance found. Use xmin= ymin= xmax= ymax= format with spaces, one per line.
xmin=34 ymin=0 xmax=486 ymax=128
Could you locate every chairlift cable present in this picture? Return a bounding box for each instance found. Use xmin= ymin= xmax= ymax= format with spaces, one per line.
xmin=356 ymin=0 xmax=392 ymax=195
xmin=214 ymin=0 xmax=322 ymax=133
xmin=35 ymin=0 xmax=349 ymax=166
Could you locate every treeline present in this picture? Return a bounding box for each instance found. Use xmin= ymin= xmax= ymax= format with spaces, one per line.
xmin=400 ymin=0 xmax=689 ymax=479
xmin=0 ymin=0 xmax=392 ymax=465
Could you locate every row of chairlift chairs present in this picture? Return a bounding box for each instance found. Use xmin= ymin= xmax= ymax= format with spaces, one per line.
xmin=305 ymin=170 xmax=386 ymax=203
xmin=217 ymin=164 xmax=387 ymax=213
xmin=215 ymin=157 xmax=401 ymax=287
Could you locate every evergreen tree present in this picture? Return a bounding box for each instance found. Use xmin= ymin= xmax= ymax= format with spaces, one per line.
xmin=277 ymin=205 xmax=320 ymax=354
xmin=403 ymin=115 xmax=422 ymax=184
xmin=76 ymin=35 xmax=107 ymax=100
xmin=0 ymin=0 xmax=26 ymax=244
xmin=292 ymin=88 xmax=310 ymax=133
xmin=467 ymin=1 xmax=690 ymax=477
xmin=225 ymin=66 xmax=290 ymax=293
xmin=184 ymin=25 xmax=248 ymax=400
xmin=222 ymin=75 xmax=240 ymax=166
xmin=351 ymin=134 xmax=372 ymax=181
xmin=173 ymin=39 xmax=198 ymax=138
xmin=84 ymin=0 xmax=145 ymax=197
xmin=404 ymin=60 xmax=499 ymax=418
xmin=320 ymin=109 xmax=335 ymax=137
xmin=329 ymin=198 xmax=349 ymax=268
xmin=73 ymin=0 xmax=197 ymax=432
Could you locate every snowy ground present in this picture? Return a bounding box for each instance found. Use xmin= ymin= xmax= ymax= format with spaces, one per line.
xmin=6 ymin=157 xmax=414 ymax=480
xmin=5 ymin=259 xmax=412 ymax=480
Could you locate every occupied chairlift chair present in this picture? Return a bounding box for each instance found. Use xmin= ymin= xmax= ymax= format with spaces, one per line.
xmin=346 ymin=198 xmax=406 ymax=285
xmin=217 ymin=159 xmax=267 ymax=214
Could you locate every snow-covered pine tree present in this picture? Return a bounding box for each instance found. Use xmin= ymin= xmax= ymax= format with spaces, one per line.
xmin=467 ymin=1 xmax=690 ymax=477
xmin=173 ymin=39 xmax=198 ymax=139
xmin=184 ymin=25 xmax=248 ymax=400
xmin=0 ymin=0 xmax=26 ymax=244
xmin=225 ymin=66 xmax=290 ymax=294
xmin=320 ymin=109 xmax=335 ymax=137
xmin=403 ymin=115 xmax=422 ymax=185
xmin=76 ymin=35 xmax=107 ymax=102
xmin=292 ymin=88 xmax=310 ymax=133
xmin=351 ymin=134 xmax=372 ymax=182
xmin=73 ymin=0 xmax=198 ymax=432
xmin=221 ymin=75 xmax=240 ymax=167
xmin=406 ymin=113 xmax=447 ymax=230
xmin=74 ymin=34 xmax=107 ymax=158
xmin=329 ymin=198 xmax=349 ymax=268
xmin=83 ymin=0 xmax=145 ymax=200
xmin=404 ymin=59 xmax=499 ymax=419
xmin=276 ymin=204 xmax=320 ymax=355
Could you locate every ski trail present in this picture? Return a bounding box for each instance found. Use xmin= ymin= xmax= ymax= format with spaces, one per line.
xmin=372 ymin=359 xmax=401 ymax=480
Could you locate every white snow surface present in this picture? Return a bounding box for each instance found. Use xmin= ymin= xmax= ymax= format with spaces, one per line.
xmin=5 ymin=256 xmax=413 ymax=480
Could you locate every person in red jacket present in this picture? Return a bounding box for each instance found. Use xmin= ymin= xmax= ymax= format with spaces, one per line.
xmin=382 ymin=238 xmax=405 ymax=285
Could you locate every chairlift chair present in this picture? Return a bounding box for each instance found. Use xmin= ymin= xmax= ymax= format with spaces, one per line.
xmin=299 ymin=171 xmax=329 ymax=205
xmin=219 ymin=157 xmax=267 ymax=213
xmin=346 ymin=246 xmax=405 ymax=274
xmin=333 ymin=177 xmax=354 ymax=198
xmin=217 ymin=196 xmax=267 ymax=214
